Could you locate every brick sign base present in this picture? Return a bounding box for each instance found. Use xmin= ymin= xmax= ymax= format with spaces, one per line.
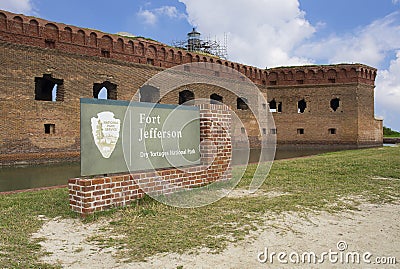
xmin=69 ymin=104 xmax=232 ymax=216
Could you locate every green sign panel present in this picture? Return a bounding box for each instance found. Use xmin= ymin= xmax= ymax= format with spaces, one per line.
xmin=81 ymin=98 xmax=200 ymax=176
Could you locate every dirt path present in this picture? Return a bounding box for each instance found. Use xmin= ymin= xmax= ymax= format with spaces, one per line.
xmin=32 ymin=203 xmax=400 ymax=268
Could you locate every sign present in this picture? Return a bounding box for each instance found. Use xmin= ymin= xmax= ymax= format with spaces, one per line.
xmin=91 ymin=111 xmax=120 ymax=159
xmin=81 ymin=98 xmax=200 ymax=176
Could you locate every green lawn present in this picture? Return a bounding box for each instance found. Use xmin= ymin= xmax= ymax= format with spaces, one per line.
xmin=0 ymin=146 xmax=399 ymax=267
xmin=384 ymin=134 xmax=400 ymax=138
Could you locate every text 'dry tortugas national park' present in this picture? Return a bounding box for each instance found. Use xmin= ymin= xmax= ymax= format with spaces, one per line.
xmin=0 ymin=9 xmax=383 ymax=215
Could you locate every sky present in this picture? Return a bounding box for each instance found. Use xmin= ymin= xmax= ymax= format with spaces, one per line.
xmin=1 ymin=0 xmax=399 ymax=131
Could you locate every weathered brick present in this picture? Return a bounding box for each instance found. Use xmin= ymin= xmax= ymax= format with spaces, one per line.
xmin=0 ymin=9 xmax=383 ymax=167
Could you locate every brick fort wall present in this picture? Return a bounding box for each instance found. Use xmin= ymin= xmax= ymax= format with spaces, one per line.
xmin=0 ymin=10 xmax=383 ymax=165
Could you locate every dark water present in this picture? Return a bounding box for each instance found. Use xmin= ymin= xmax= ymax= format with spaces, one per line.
xmin=0 ymin=148 xmax=342 ymax=192
xmin=0 ymin=162 xmax=80 ymax=192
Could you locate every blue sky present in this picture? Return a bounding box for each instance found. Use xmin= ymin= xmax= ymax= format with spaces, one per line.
xmin=1 ymin=0 xmax=399 ymax=131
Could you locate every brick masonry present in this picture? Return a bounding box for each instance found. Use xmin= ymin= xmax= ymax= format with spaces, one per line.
xmin=0 ymin=10 xmax=383 ymax=165
xmin=68 ymin=104 xmax=232 ymax=216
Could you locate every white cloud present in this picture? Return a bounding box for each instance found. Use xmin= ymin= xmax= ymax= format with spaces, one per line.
xmin=138 ymin=6 xmax=186 ymax=26
xmin=155 ymin=6 xmax=186 ymax=19
xmin=138 ymin=9 xmax=157 ymax=25
xmin=0 ymin=0 xmax=34 ymax=14
xmin=376 ymin=51 xmax=400 ymax=131
xmin=297 ymin=11 xmax=400 ymax=67
xmin=179 ymin=0 xmax=315 ymax=68
xmin=179 ymin=1 xmax=400 ymax=130
xmin=295 ymin=11 xmax=400 ymax=130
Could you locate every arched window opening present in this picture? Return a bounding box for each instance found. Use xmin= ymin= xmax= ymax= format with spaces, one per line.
xmin=179 ymin=90 xmax=195 ymax=105
xmin=298 ymin=99 xmax=307 ymax=113
xmin=269 ymin=99 xmax=282 ymax=112
xmin=93 ymin=81 xmax=117 ymax=100
xmin=330 ymin=98 xmax=340 ymax=112
xmin=237 ymin=97 xmax=249 ymax=110
xmin=210 ymin=93 xmax=223 ymax=104
xmin=269 ymin=99 xmax=277 ymax=112
xmin=139 ymin=85 xmax=160 ymax=103
xmin=35 ymin=74 xmax=64 ymax=102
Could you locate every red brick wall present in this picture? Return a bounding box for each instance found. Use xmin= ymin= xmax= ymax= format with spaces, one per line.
xmin=0 ymin=9 xmax=377 ymax=86
xmin=68 ymin=104 xmax=232 ymax=216
xmin=0 ymin=9 xmax=383 ymax=166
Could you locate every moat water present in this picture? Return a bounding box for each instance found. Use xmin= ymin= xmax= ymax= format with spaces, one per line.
xmin=0 ymin=148 xmax=346 ymax=192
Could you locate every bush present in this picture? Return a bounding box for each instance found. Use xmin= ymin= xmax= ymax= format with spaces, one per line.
xmin=383 ymin=126 xmax=400 ymax=137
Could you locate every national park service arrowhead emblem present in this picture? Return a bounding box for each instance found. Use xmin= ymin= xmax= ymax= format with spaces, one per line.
xmin=91 ymin=111 xmax=121 ymax=158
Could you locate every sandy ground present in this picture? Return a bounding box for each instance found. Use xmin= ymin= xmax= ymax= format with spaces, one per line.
xmin=32 ymin=202 xmax=400 ymax=269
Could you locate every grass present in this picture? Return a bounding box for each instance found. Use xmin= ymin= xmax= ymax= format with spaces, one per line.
xmin=0 ymin=146 xmax=399 ymax=266
xmin=384 ymin=134 xmax=400 ymax=138
xmin=0 ymin=188 xmax=75 ymax=268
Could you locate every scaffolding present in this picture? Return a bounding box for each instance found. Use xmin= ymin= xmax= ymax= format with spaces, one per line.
xmin=172 ymin=28 xmax=228 ymax=60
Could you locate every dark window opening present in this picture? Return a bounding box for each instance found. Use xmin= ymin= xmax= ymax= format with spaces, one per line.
xmin=269 ymin=99 xmax=277 ymax=111
xmin=328 ymin=78 xmax=336 ymax=83
xmin=44 ymin=123 xmax=55 ymax=134
xmin=101 ymin=49 xmax=110 ymax=58
xmin=329 ymin=128 xmax=337 ymax=135
xmin=241 ymin=127 xmax=246 ymax=134
xmin=262 ymin=128 xmax=267 ymax=135
xmin=269 ymin=80 xmax=277 ymax=85
xmin=297 ymin=128 xmax=304 ymax=135
xmin=237 ymin=97 xmax=249 ymax=110
xmin=262 ymin=80 xmax=266 ymax=85
xmin=35 ymin=74 xmax=64 ymax=102
xmin=269 ymin=100 xmax=282 ymax=113
xmin=330 ymin=98 xmax=340 ymax=111
xmin=179 ymin=90 xmax=194 ymax=105
xmin=270 ymin=128 xmax=277 ymax=135
xmin=210 ymin=93 xmax=223 ymax=104
xmin=297 ymin=80 xmax=304 ymax=84
xmin=140 ymin=85 xmax=160 ymax=103
xmin=298 ymin=99 xmax=307 ymax=113
xmin=147 ymin=58 xmax=154 ymax=65
xmin=45 ymin=39 xmax=55 ymax=49
xmin=93 ymin=81 xmax=117 ymax=100
xmin=269 ymin=99 xmax=277 ymax=112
